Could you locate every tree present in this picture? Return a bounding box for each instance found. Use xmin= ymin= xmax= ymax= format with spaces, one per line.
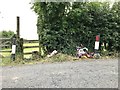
xmin=106 ymin=2 xmax=120 ymax=51
xmin=32 ymin=2 xmax=71 ymax=55
xmin=0 ymin=30 xmax=14 ymax=38
xmin=32 ymin=2 xmax=120 ymax=56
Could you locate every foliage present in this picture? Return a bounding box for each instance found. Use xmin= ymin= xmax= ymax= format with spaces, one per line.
xmin=0 ymin=30 xmax=14 ymax=38
xmin=32 ymin=2 xmax=120 ymax=56
xmin=43 ymin=53 xmax=76 ymax=62
xmin=0 ymin=30 xmax=14 ymax=49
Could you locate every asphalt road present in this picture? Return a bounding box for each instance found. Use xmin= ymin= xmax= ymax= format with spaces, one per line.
xmin=2 ymin=59 xmax=118 ymax=88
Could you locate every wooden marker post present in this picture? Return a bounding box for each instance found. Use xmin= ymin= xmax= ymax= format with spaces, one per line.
xmin=94 ymin=35 xmax=100 ymax=58
xmin=95 ymin=35 xmax=100 ymax=53
xmin=11 ymin=37 xmax=16 ymax=61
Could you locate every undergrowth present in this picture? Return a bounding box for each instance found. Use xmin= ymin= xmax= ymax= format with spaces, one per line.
xmin=1 ymin=52 xmax=119 ymax=66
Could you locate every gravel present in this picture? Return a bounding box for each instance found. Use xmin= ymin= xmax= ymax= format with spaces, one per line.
xmin=2 ymin=59 xmax=118 ymax=88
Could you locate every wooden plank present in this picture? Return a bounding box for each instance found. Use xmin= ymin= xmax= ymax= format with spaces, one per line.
xmin=0 ymin=50 xmax=11 ymax=52
xmin=2 ymin=56 xmax=11 ymax=58
xmin=24 ymin=51 xmax=39 ymax=55
xmin=4 ymin=41 xmax=11 ymax=44
xmin=24 ymin=40 xmax=38 ymax=42
xmin=24 ymin=52 xmax=32 ymax=55
xmin=24 ymin=46 xmax=39 ymax=48
xmin=0 ymin=38 xmax=11 ymax=41
xmin=0 ymin=45 xmax=10 ymax=47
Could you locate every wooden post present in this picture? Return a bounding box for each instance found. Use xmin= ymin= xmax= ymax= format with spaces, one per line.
xmin=94 ymin=35 xmax=100 ymax=53
xmin=16 ymin=38 xmax=24 ymax=60
xmin=16 ymin=16 xmax=20 ymax=38
xmin=20 ymin=38 xmax=23 ymax=59
xmin=94 ymin=35 xmax=101 ymax=59
xmin=11 ymin=37 xmax=16 ymax=61
xmin=38 ymin=35 xmax=41 ymax=57
xmin=16 ymin=16 xmax=24 ymax=60
xmin=16 ymin=16 xmax=20 ymax=54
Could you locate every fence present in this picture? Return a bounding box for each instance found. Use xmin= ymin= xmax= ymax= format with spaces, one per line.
xmin=0 ymin=37 xmax=39 ymax=60
xmin=0 ymin=16 xmax=40 ymax=60
xmin=0 ymin=38 xmax=12 ymax=58
xmin=0 ymin=38 xmax=11 ymax=48
xmin=23 ymin=39 xmax=39 ymax=57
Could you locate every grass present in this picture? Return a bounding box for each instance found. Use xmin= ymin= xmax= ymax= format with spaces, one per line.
xmin=1 ymin=53 xmax=80 ymax=66
xmin=1 ymin=58 xmax=26 ymax=66
xmin=0 ymin=52 xmax=11 ymax=57
xmin=0 ymin=42 xmax=39 ymax=66
xmin=1 ymin=52 xmax=118 ymax=66
xmin=0 ymin=48 xmax=11 ymax=57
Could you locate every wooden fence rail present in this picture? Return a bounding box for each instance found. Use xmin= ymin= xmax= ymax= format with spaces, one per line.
xmin=23 ymin=40 xmax=39 ymax=57
xmin=24 ymin=52 xmax=33 ymax=55
xmin=0 ymin=50 xmax=11 ymax=52
xmin=0 ymin=38 xmax=11 ymax=53
xmin=24 ymin=40 xmax=39 ymax=43
xmin=0 ymin=45 xmax=10 ymax=48
xmin=23 ymin=46 xmax=39 ymax=49
xmin=0 ymin=38 xmax=11 ymax=41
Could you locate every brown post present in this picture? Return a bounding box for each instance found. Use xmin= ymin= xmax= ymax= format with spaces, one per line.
xmin=16 ymin=16 xmax=24 ymax=60
xmin=17 ymin=16 xmax=20 ymax=38
xmin=38 ymin=35 xmax=42 ymax=57
xmin=11 ymin=36 xmax=16 ymax=61
xmin=16 ymin=16 xmax=20 ymax=54
xmin=20 ymin=38 xmax=23 ymax=59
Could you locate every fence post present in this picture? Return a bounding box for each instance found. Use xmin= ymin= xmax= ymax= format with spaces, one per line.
xmin=16 ymin=16 xmax=24 ymax=60
xmin=11 ymin=37 xmax=16 ymax=61
xmin=38 ymin=35 xmax=41 ymax=57
xmin=16 ymin=38 xmax=23 ymax=60
xmin=17 ymin=16 xmax=20 ymax=38
xmin=20 ymin=38 xmax=23 ymax=59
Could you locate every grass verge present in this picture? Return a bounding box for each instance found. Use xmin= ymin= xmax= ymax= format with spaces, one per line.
xmin=1 ymin=52 xmax=119 ymax=66
xmin=1 ymin=53 xmax=80 ymax=66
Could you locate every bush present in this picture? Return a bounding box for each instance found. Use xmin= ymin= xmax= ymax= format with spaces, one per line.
xmin=32 ymin=2 xmax=120 ymax=56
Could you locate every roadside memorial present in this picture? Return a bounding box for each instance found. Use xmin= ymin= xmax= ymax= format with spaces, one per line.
xmin=76 ymin=44 xmax=94 ymax=59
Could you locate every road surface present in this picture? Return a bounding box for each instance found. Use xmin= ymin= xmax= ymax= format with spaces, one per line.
xmin=2 ymin=59 xmax=118 ymax=88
